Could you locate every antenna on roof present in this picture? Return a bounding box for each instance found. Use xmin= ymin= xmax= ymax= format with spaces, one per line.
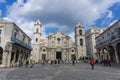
xmin=0 ymin=10 xmax=2 ymax=20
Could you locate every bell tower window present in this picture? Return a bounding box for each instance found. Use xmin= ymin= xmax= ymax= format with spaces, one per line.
xmin=36 ymin=38 xmax=38 ymax=42
xmin=36 ymin=28 xmax=39 ymax=33
xmin=79 ymin=30 xmax=82 ymax=35
xmin=80 ymin=39 xmax=83 ymax=46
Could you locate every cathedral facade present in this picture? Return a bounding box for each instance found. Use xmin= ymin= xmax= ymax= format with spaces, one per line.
xmin=32 ymin=20 xmax=86 ymax=62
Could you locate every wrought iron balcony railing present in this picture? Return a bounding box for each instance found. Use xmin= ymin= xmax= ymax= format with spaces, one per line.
xmin=96 ymin=35 xmax=120 ymax=48
xmin=111 ymin=35 xmax=120 ymax=41
xmin=11 ymin=37 xmax=32 ymax=51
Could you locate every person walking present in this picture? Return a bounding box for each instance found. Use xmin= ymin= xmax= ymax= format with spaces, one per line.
xmin=25 ymin=61 xmax=29 ymax=68
xmin=107 ymin=58 xmax=111 ymax=66
xmin=72 ymin=60 xmax=75 ymax=65
xmin=90 ymin=59 xmax=95 ymax=70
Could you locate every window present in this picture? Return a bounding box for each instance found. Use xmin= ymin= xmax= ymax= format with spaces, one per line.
xmin=57 ymin=38 xmax=61 ymax=41
xmin=43 ymin=49 xmax=45 ymax=52
xmin=72 ymin=50 xmax=74 ymax=52
xmin=36 ymin=38 xmax=38 ymax=42
xmin=14 ymin=32 xmax=17 ymax=38
xmin=80 ymin=39 xmax=83 ymax=46
xmin=28 ymin=39 xmax=31 ymax=46
xmin=22 ymin=35 xmax=25 ymax=42
xmin=79 ymin=30 xmax=82 ymax=35
xmin=36 ymin=28 xmax=39 ymax=33
xmin=107 ymin=32 xmax=110 ymax=37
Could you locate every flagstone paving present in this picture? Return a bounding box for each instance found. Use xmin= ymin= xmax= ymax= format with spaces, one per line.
xmin=0 ymin=63 xmax=120 ymax=80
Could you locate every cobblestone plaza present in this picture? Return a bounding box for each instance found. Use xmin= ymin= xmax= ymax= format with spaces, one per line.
xmin=0 ymin=63 xmax=120 ymax=80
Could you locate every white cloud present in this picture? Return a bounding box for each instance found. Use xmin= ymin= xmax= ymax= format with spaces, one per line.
xmin=69 ymin=32 xmax=75 ymax=42
xmin=0 ymin=0 xmax=6 ymax=3
xmin=5 ymin=0 xmax=120 ymax=41
xmin=107 ymin=11 xmax=113 ymax=19
xmin=101 ymin=10 xmax=114 ymax=25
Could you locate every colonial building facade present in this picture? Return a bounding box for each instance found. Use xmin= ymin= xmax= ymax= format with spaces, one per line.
xmin=0 ymin=20 xmax=32 ymax=67
xmin=32 ymin=20 xmax=86 ymax=62
xmin=96 ymin=19 xmax=120 ymax=63
xmin=85 ymin=28 xmax=106 ymax=59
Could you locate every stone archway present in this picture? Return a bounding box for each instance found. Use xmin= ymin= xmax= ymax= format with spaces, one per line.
xmin=116 ymin=43 xmax=120 ymax=63
xmin=99 ymin=49 xmax=103 ymax=61
xmin=102 ymin=48 xmax=109 ymax=60
xmin=108 ymin=45 xmax=116 ymax=63
xmin=15 ymin=50 xmax=19 ymax=63
xmin=4 ymin=42 xmax=12 ymax=67
xmin=56 ymin=47 xmax=62 ymax=60
xmin=0 ymin=47 xmax=3 ymax=64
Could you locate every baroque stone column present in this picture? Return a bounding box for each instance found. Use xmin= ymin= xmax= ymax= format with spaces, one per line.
xmin=13 ymin=49 xmax=17 ymax=65
xmin=2 ymin=50 xmax=8 ymax=67
xmin=113 ymin=45 xmax=119 ymax=63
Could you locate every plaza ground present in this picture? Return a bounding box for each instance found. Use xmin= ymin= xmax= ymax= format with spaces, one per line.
xmin=0 ymin=63 xmax=120 ymax=80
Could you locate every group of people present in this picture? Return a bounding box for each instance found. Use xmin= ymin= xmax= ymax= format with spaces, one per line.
xmin=90 ymin=58 xmax=112 ymax=70
xmin=18 ymin=58 xmax=112 ymax=70
xmin=102 ymin=59 xmax=111 ymax=66
xmin=18 ymin=60 xmax=35 ymax=68
xmin=41 ymin=59 xmax=64 ymax=65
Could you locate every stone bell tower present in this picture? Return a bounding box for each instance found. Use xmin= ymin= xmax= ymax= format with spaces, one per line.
xmin=74 ymin=22 xmax=86 ymax=59
xmin=33 ymin=20 xmax=42 ymax=62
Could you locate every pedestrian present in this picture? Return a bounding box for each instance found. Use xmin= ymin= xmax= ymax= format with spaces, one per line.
xmin=42 ymin=59 xmax=45 ymax=65
xmin=72 ymin=60 xmax=75 ymax=65
xmin=51 ymin=60 xmax=53 ymax=65
xmin=19 ymin=60 xmax=23 ymax=68
xmin=90 ymin=59 xmax=95 ymax=70
xmin=25 ymin=61 xmax=29 ymax=68
xmin=95 ymin=60 xmax=98 ymax=64
xmin=104 ymin=59 xmax=108 ymax=66
xmin=107 ymin=58 xmax=111 ymax=66
xmin=58 ymin=59 xmax=60 ymax=64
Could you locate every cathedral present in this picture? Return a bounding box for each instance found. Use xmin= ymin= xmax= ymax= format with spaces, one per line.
xmin=32 ymin=20 xmax=86 ymax=62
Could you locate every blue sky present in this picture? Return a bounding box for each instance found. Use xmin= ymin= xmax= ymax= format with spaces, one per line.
xmin=0 ymin=0 xmax=120 ymax=41
xmin=94 ymin=2 xmax=120 ymax=27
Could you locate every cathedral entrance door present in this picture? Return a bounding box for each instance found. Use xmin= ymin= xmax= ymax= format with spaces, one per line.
xmin=71 ymin=54 xmax=76 ymax=60
xmin=56 ymin=52 xmax=62 ymax=60
xmin=42 ymin=54 xmax=46 ymax=60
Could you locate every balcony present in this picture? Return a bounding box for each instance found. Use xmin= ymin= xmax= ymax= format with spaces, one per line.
xmin=111 ymin=35 xmax=120 ymax=41
xmin=115 ymin=34 xmax=120 ymax=39
xmin=11 ymin=37 xmax=32 ymax=51
xmin=96 ymin=34 xmax=120 ymax=48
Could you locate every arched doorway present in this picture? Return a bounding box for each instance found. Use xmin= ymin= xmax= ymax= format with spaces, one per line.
xmin=108 ymin=45 xmax=116 ymax=63
xmin=0 ymin=47 xmax=3 ymax=64
xmin=71 ymin=54 xmax=76 ymax=60
xmin=116 ymin=43 xmax=120 ymax=63
xmin=15 ymin=50 xmax=19 ymax=63
xmin=99 ymin=49 xmax=103 ymax=61
xmin=56 ymin=52 xmax=62 ymax=60
xmin=102 ymin=48 xmax=109 ymax=59
xmin=56 ymin=47 xmax=62 ymax=60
